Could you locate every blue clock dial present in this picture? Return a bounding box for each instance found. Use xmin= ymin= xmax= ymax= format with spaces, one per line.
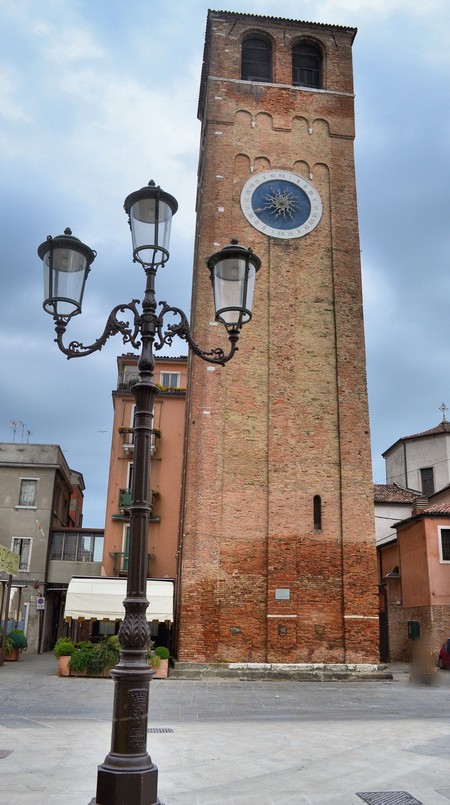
xmin=251 ymin=180 xmax=311 ymax=230
xmin=240 ymin=170 xmax=322 ymax=239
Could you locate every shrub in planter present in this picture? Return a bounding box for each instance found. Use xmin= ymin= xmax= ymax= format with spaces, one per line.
xmin=2 ymin=636 xmax=15 ymax=656
xmin=54 ymin=637 xmax=76 ymax=676
xmin=85 ymin=648 xmax=105 ymax=676
xmin=93 ymin=636 xmax=120 ymax=675
xmin=5 ymin=637 xmax=15 ymax=655
xmin=146 ymin=641 xmax=160 ymax=668
xmin=69 ymin=651 xmax=87 ymax=674
xmin=8 ymin=628 xmax=28 ymax=650
xmin=0 ymin=627 xmax=14 ymax=655
xmin=69 ymin=636 xmax=121 ymax=677
xmin=69 ymin=642 xmax=96 ymax=674
xmin=0 ymin=627 xmax=26 ymax=661
xmin=76 ymin=640 xmax=96 ymax=650
xmin=147 ymin=652 xmax=160 ymax=669
xmin=54 ymin=637 xmax=75 ymax=658
xmin=152 ymin=646 xmax=170 ymax=678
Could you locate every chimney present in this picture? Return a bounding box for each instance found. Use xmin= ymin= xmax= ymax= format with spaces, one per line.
xmin=412 ymin=495 xmax=428 ymax=516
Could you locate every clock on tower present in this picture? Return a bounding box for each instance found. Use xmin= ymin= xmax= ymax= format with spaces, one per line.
xmin=240 ymin=170 xmax=322 ymax=239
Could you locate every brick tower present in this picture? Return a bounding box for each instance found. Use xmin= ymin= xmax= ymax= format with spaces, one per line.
xmin=176 ymin=10 xmax=379 ymax=664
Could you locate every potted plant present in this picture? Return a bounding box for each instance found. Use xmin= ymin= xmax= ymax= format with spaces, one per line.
xmin=147 ymin=644 xmax=159 ymax=666
xmin=69 ymin=636 xmax=120 ymax=678
xmin=0 ymin=627 xmax=17 ymax=661
xmin=1 ymin=628 xmax=28 ymax=661
xmin=69 ymin=640 xmax=97 ymax=676
xmin=95 ymin=635 xmax=120 ymax=677
xmin=152 ymin=646 xmax=170 ymax=679
xmin=4 ymin=636 xmax=16 ymax=660
xmin=54 ymin=637 xmax=75 ymax=676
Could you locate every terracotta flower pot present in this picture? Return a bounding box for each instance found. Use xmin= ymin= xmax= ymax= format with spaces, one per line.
xmin=152 ymin=658 xmax=169 ymax=679
xmin=58 ymin=655 xmax=71 ymax=677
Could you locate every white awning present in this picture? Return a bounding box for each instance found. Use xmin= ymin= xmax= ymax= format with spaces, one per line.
xmin=64 ymin=576 xmax=174 ymax=623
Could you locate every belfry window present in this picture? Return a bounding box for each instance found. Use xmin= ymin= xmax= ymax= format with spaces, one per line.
xmin=292 ymin=43 xmax=322 ymax=88
xmin=241 ymin=37 xmax=272 ymax=82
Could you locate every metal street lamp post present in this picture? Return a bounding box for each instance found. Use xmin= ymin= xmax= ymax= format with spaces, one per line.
xmin=37 ymin=180 xmax=261 ymax=805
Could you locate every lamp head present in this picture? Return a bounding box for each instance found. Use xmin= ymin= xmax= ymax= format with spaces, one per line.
xmin=124 ymin=180 xmax=178 ymax=269
xmin=37 ymin=228 xmax=96 ymax=320
xmin=206 ymin=239 xmax=261 ymax=330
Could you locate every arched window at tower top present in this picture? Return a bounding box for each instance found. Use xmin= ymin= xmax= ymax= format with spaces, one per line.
xmin=292 ymin=42 xmax=322 ymax=88
xmin=241 ymin=37 xmax=272 ymax=82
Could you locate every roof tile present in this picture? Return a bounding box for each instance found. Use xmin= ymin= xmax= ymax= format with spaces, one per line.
xmin=374 ymin=484 xmax=418 ymax=503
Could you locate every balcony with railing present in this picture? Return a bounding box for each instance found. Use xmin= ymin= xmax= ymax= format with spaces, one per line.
xmin=117 ymin=372 xmax=139 ymax=391
xmin=117 ymin=369 xmax=186 ymax=396
xmin=112 ymin=488 xmax=161 ymax=521
xmin=118 ymin=427 xmax=160 ymax=455
xmin=119 ymin=488 xmax=132 ymax=509
xmin=109 ymin=551 xmax=154 ymax=577
xmin=119 ymin=427 xmax=134 ymax=453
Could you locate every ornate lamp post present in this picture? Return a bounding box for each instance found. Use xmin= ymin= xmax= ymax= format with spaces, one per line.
xmin=37 ymin=180 xmax=261 ymax=805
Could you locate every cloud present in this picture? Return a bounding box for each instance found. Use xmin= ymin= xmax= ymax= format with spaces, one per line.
xmin=35 ymin=23 xmax=106 ymax=64
xmin=0 ymin=66 xmax=31 ymax=123
xmin=1 ymin=0 xmax=450 ymax=525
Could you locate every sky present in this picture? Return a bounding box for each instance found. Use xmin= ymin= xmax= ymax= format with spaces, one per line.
xmin=0 ymin=0 xmax=449 ymax=527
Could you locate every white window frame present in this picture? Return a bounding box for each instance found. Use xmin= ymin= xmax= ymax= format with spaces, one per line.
xmin=122 ymin=365 xmax=139 ymax=384
xmin=11 ymin=537 xmax=33 ymax=571
xmin=438 ymin=526 xmax=450 ymax=563
xmin=150 ymin=431 xmax=157 ymax=454
xmin=16 ymin=477 xmax=38 ymax=509
xmin=159 ymin=371 xmax=180 ymax=388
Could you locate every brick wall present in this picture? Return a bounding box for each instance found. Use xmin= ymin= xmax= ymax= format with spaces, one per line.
xmin=177 ymin=11 xmax=378 ymax=664
xmin=388 ymin=604 xmax=450 ymax=661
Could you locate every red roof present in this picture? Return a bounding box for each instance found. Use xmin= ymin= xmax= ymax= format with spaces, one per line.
xmin=421 ymin=503 xmax=450 ymax=516
xmin=374 ymin=484 xmax=418 ymax=504
xmin=403 ymin=421 xmax=450 ymax=440
xmin=394 ymin=501 xmax=450 ymax=530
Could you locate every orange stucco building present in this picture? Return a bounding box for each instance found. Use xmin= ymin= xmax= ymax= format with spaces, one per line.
xmin=102 ymin=354 xmax=187 ymax=587
xmin=379 ymin=495 xmax=450 ymax=661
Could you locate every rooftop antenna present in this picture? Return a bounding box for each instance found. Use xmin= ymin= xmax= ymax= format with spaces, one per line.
xmin=439 ymin=402 xmax=448 ymax=422
xmin=9 ymin=420 xmax=30 ymax=443
xmin=10 ymin=420 xmax=18 ymax=442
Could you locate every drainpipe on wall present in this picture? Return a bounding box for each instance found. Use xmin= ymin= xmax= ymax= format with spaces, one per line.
xmin=403 ymin=440 xmax=408 ymax=488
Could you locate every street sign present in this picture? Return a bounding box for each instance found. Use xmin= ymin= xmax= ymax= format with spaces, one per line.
xmin=36 ymin=597 xmax=45 ymax=610
xmin=0 ymin=545 xmax=19 ymax=575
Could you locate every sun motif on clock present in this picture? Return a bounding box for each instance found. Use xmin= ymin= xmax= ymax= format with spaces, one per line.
xmin=240 ymin=170 xmax=322 ymax=239
xmin=257 ymin=187 xmax=300 ymax=219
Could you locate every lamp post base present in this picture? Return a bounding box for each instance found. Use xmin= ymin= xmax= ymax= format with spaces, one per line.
xmin=89 ymin=799 xmax=164 ymax=805
xmin=89 ymin=800 xmax=164 ymax=805
xmin=94 ymin=761 xmax=162 ymax=805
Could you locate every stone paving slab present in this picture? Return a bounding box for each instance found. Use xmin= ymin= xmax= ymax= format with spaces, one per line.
xmin=0 ymin=653 xmax=448 ymax=804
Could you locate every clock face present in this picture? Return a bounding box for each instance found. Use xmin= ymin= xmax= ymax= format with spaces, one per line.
xmin=240 ymin=170 xmax=322 ymax=239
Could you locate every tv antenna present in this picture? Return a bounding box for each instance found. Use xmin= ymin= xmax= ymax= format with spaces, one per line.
xmin=9 ymin=421 xmax=29 ymax=443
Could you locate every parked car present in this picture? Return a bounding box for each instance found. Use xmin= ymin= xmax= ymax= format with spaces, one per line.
xmin=438 ymin=639 xmax=450 ymax=669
